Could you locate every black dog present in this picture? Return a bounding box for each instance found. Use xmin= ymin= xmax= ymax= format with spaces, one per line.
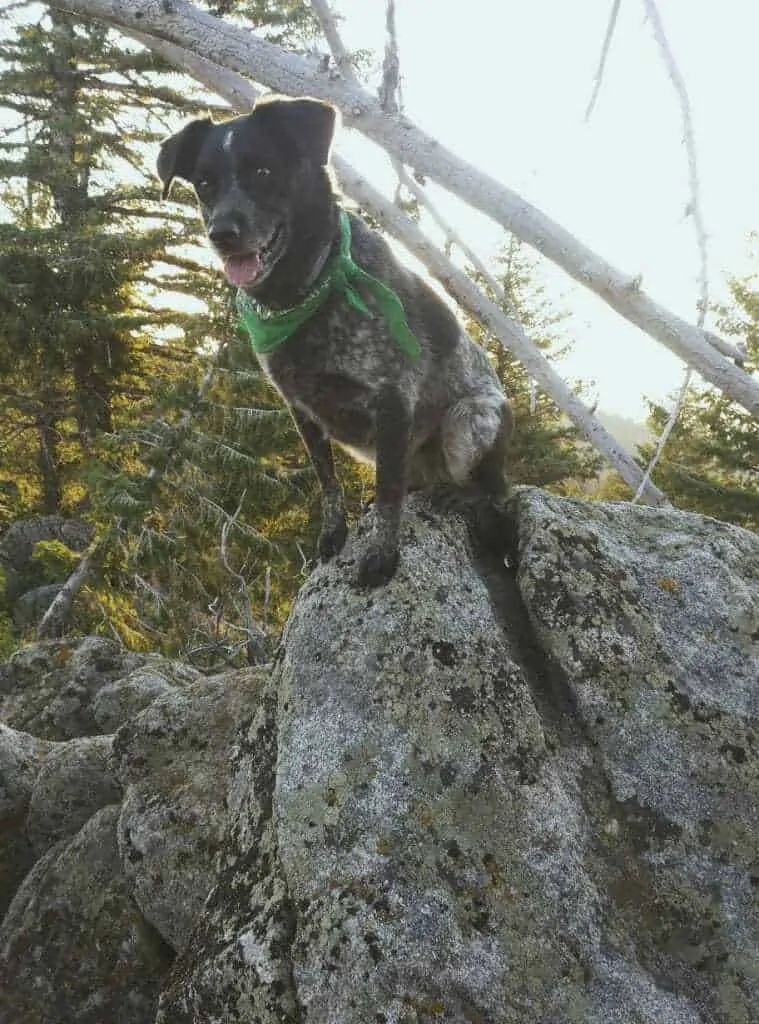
xmin=157 ymin=96 xmax=511 ymax=586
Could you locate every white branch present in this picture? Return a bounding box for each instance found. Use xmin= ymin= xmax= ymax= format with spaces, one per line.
xmin=309 ymin=0 xmax=354 ymax=79
xmin=37 ymin=540 xmax=97 ymax=638
xmin=642 ymin=0 xmax=708 ymax=329
xmin=585 ymin=0 xmax=622 ymax=121
xmin=633 ymin=0 xmax=707 ymax=503
xmin=50 ymin=0 xmax=755 ymax=415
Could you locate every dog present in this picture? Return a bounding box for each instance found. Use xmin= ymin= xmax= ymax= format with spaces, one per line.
xmin=157 ymin=96 xmax=511 ymax=587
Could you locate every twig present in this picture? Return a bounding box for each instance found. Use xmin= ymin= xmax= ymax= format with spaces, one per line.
xmin=219 ymin=491 xmax=268 ymax=663
xmin=633 ymin=0 xmax=708 ymax=503
xmin=633 ymin=367 xmax=690 ymax=504
xmin=585 ymin=0 xmax=622 ymax=121
xmin=378 ymin=0 xmax=401 ymax=114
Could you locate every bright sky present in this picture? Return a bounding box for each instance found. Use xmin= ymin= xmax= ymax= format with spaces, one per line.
xmin=334 ymin=0 xmax=759 ymax=419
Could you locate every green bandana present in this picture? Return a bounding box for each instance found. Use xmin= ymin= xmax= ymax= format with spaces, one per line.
xmin=236 ymin=211 xmax=421 ymax=362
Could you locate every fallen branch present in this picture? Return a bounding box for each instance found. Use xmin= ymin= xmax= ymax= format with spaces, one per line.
xmin=585 ymin=0 xmax=623 ymax=121
xmin=36 ymin=338 xmax=224 ymax=639
xmin=633 ymin=0 xmax=705 ymax=502
xmin=51 ymin=0 xmax=756 ymax=415
xmin=37 ymin=539 xmax=98 ymax=638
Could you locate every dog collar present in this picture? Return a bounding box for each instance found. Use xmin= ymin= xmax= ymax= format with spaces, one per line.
xmin=236 ymin=211 xmax=421 ymax=362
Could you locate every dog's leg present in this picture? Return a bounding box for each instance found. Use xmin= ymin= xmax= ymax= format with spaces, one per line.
xmin=358 ymin=385 xmax=411 ymax=588
xmin=292 ymin=410 xmax=347 ymax=560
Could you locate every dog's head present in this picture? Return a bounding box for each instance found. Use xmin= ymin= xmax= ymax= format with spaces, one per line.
xmin=157 ymin=96 xmax=338 ymax=290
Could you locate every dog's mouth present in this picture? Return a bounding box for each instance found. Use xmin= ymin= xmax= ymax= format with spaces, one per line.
xmin=220 ymin=224 xmax=286 ymax=288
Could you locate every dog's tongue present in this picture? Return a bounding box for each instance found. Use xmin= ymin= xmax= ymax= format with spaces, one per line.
xmin=223 ymin=254 xmax=261 ymax=287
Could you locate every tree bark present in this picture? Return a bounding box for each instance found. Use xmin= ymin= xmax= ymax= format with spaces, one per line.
xmin=52 ymin=0 xmax=758 ymax=419
xmin=36 ymin=410 xmax=62 ymax=514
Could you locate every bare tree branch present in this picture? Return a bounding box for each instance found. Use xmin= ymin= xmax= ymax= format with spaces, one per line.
xmin=309 ymin=0 xmax=354 ymax=78
xmin=219 ymin=490 xmax=268 ymax=664
xmin=642 ymin=0 xmax=709 ymax=329
xmin=36 ymin=336 xmax=224 ymax=639
xmin=633 ymin=0 xmax=707 ymax=503
xmin=37 ymin=539 xmax=98 ymax=638
xmin=585 ymin=0 xmax=623 ymax=121
xmin=378 ymin=0 xmax=401 ymax=115
xmin=50 ymin=0 xmax=755 ymax=414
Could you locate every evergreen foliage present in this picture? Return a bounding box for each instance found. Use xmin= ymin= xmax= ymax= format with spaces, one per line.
xmin=635 ymin=272 xmax=759 ymax=533
xmin=0 ymin=4 xmax=369 ymax=658
xmin=466 ymin=238 xmax=602 ymax=491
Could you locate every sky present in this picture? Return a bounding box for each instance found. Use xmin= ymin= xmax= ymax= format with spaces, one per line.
xmin=331 ymin=0 xmax=759 ymax=419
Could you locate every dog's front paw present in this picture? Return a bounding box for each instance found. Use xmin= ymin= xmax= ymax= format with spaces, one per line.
xmin=357 ymin=541 xmax=399 ymax=588
xmin=317 ymin=517 xmax=348 ymax=561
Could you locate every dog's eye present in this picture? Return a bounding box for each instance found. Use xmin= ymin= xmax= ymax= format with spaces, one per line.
xmin=195 ymin=178 xmax=214 ymax=197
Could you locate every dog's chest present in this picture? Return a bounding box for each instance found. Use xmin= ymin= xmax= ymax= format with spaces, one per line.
xmin=256 ymin=303 xmax=399 ymax=445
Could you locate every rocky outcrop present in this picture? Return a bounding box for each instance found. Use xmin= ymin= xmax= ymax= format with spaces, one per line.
xmin=1 ymin=489 xmax=757 ymax=1023
xmin=0 ymin=805 xmax=172 ymax=1024
xmin=0 ymin=635 xmax=203 ymax=740
xmin=26 ymin=733 xmax=121 ymax=857
xmin=0 ymin=724 xmax=52 ymax=915
xmin=113 ymin=669 xmax=266 ymax=952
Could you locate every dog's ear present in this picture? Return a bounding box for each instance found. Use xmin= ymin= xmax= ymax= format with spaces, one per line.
xmin=156 ymin=118 xmax=213 ymax=199
xmin=254 ymin=97 xmax=338 ymax=165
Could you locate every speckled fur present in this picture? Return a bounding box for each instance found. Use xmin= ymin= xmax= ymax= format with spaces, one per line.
xmin=157 ymin=96 xmax=511 ymax=585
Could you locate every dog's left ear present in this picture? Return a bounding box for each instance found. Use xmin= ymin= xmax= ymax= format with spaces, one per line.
xmin=157 ymin=117 xmax=213 ymax=199
xmin=255 ymin=97 xmax=338 ymax=165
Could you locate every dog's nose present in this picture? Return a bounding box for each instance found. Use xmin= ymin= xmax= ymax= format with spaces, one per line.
xmin=208 ymin=218 xmax=242 ymax=249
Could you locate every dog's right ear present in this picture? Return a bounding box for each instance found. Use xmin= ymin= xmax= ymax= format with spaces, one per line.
xmin=156 ymin=118 xmax=213 ymax=199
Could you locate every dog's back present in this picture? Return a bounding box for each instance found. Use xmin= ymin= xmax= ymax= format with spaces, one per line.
xmin=157 ymin=96 xmax=511 ymax=584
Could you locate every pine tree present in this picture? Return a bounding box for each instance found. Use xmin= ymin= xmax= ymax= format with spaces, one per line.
xmin=636 ymin=272 xmax=759 ymax=532
xmin=0 ymin=3 xmax=363 ymax=656
xmin=0 ymin=8 xmax=209 ymax=517
xmin=466 ymin=238 xmax=602 ymax=491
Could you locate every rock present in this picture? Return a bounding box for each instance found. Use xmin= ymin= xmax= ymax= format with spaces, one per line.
xmin=158 ymin=491 xmax=759 ymax=1024
xmin=514 ymin=488 xmax=759 ymax=1021
xmin=12 ymin=582 xmax=62 ymax=628
xmin=2 ymin=490 xmax=758 ymax=1023
xmin=0 ymin=636 xmax=202 ymax=740
xmin=92 ymin=666 xmax=188 ymax=733
xmin=0 ymin=515 xmax=93 ymax=604
xmin=0 ymin=723 xmax=53 ymax=914
xmin=113 ymin=668 xmax=266 ymax=953
xmin=26 ymin=733 xmax=121 ymax=856
xmin=0 ymin=804 xmax=172 ymax=1024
